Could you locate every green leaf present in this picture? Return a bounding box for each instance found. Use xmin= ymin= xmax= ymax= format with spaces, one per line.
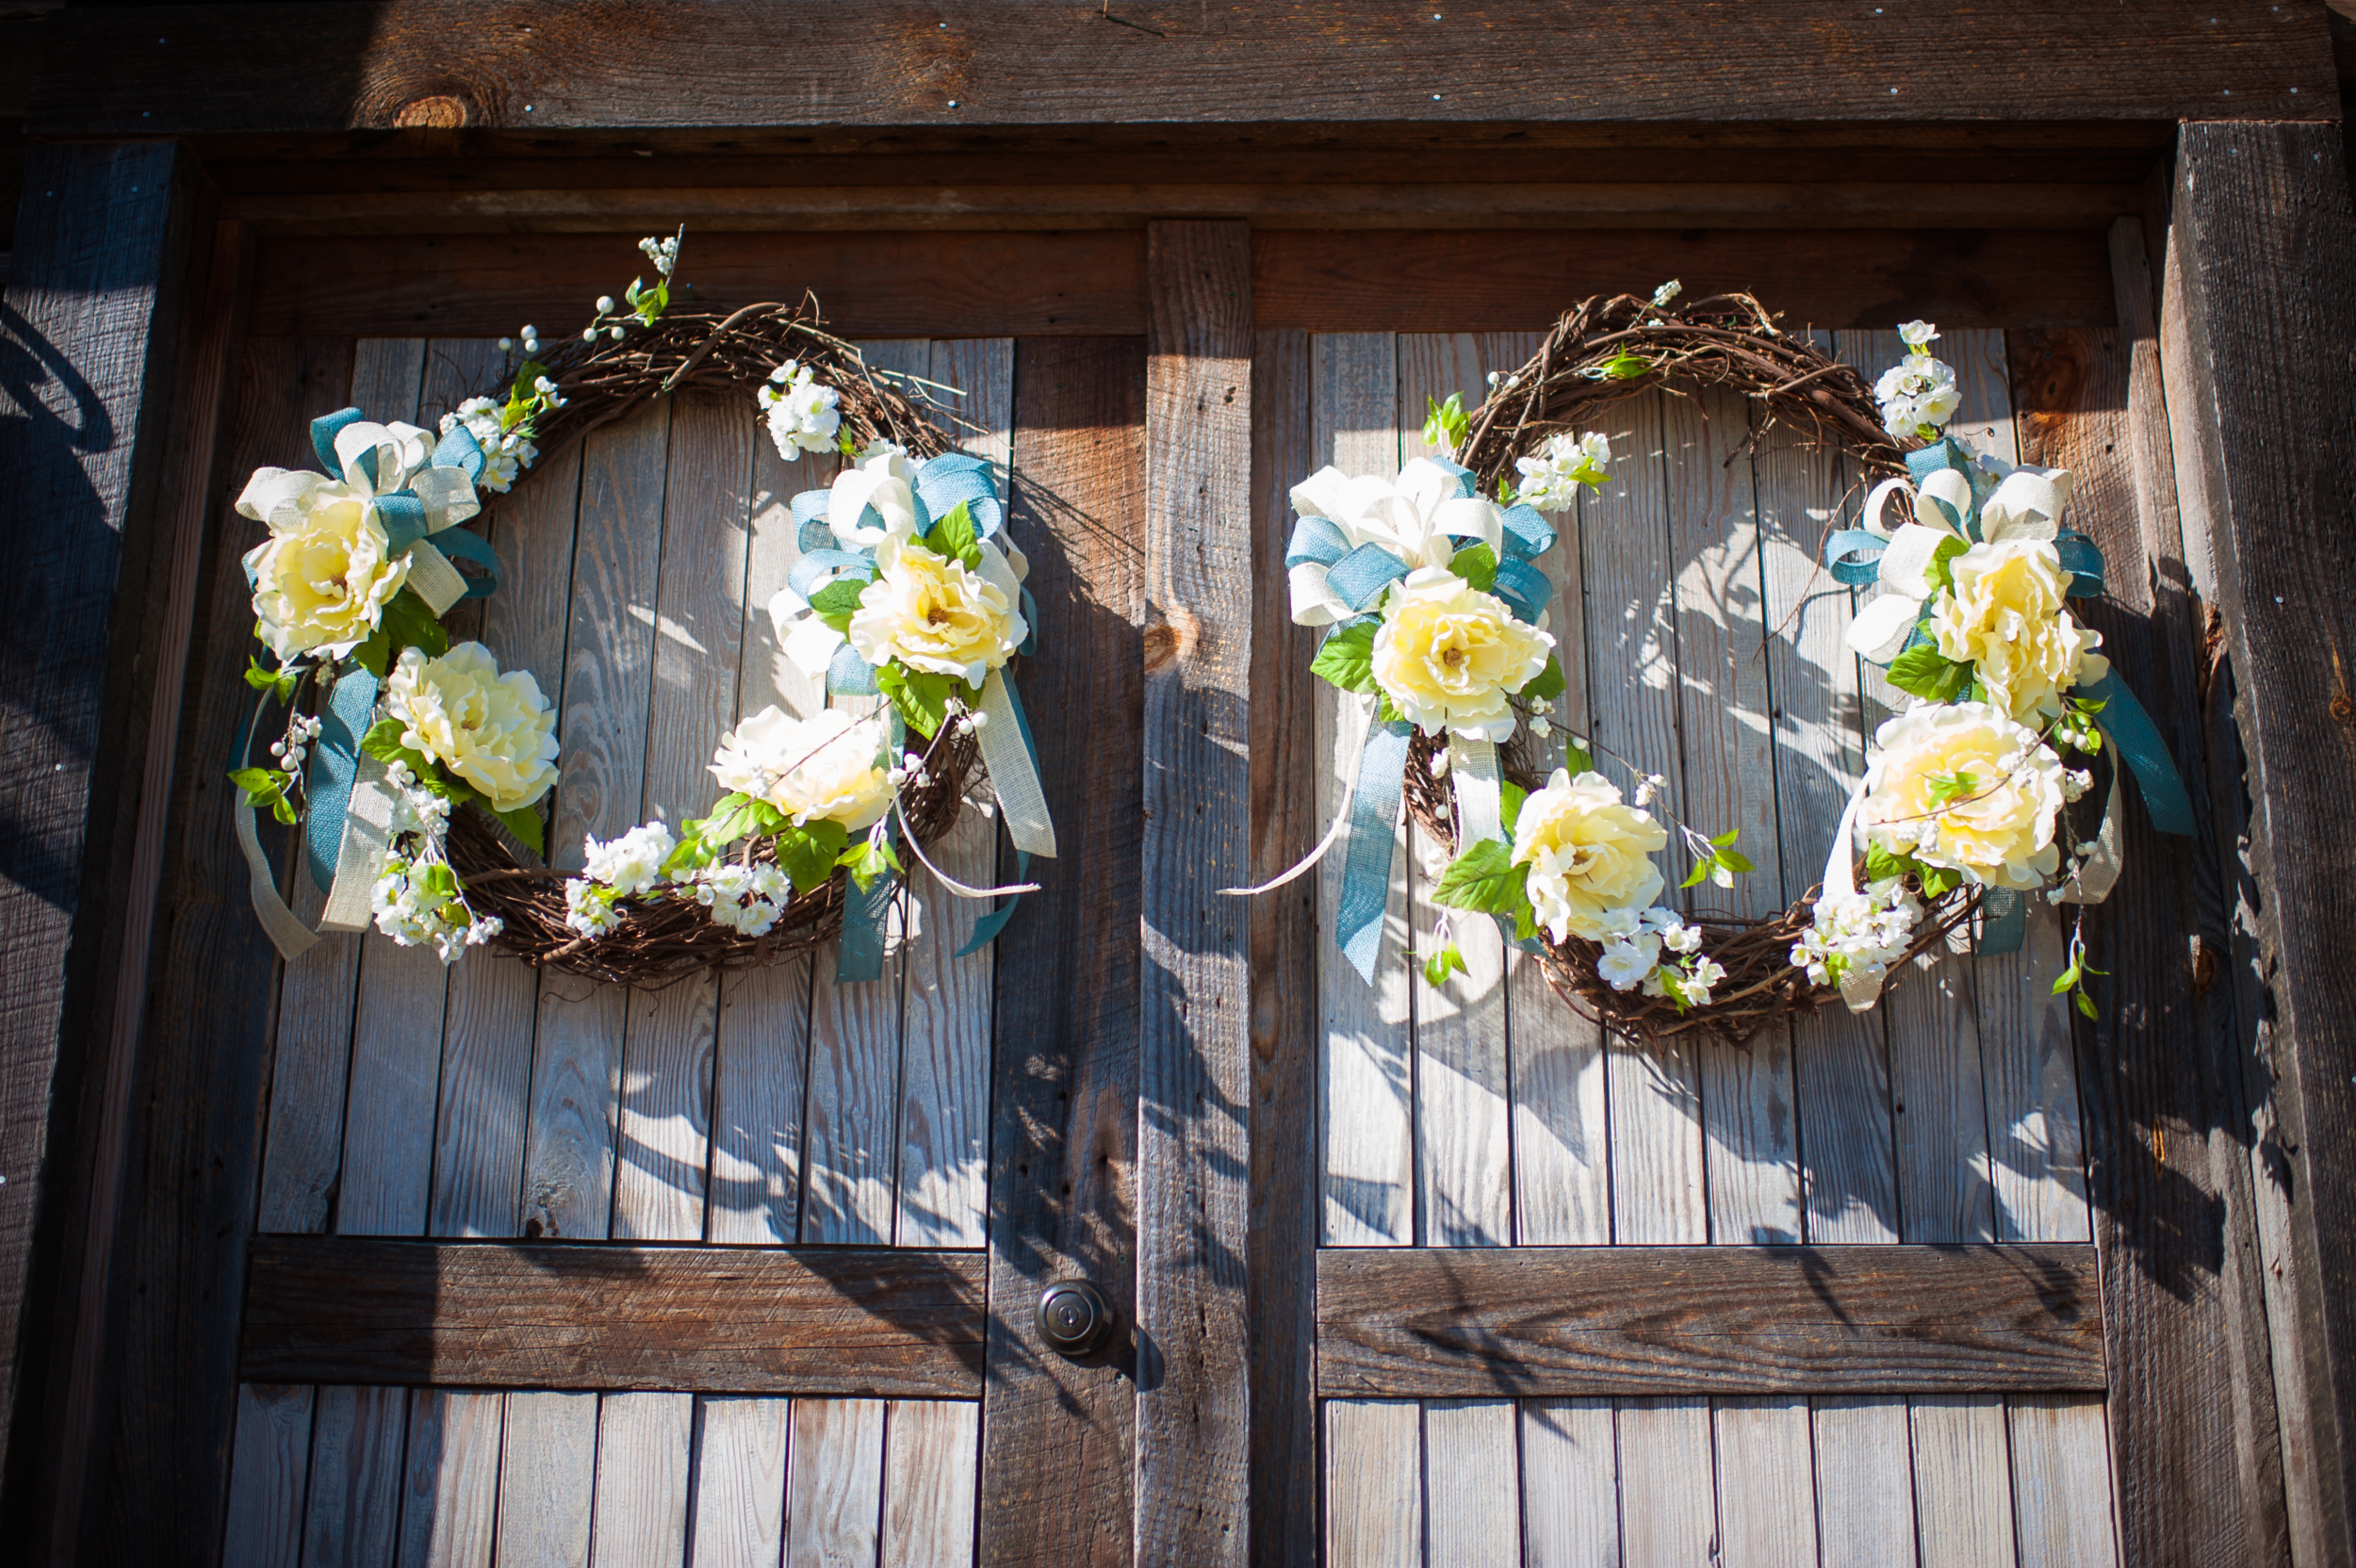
xmin=1918 ymin=864 xmax=1960 ymax=898
xmin=1499 ymin=780 xmax=1529 ymax=841
xmin=875 ymin=662 xmax=955 ymax=740
xmin=356 ymin=720 xmax=468 ymax=804
xmin=228 ymin=766 xmax=290 ymax=823
xmin=2051 ymin=962 xmax=2081 ymax=997
xmin=1863 ymin=842 xmax=1915 ymax=884
xmin=1421 ymin=391 xmax=1470 ymax=453
xmin=838 ymin=428 xmax=863 ymax=458
xmin=2073 ymin=989 xmax=2099 ymax=1020
xmin=1310 ymin=619 xmax=1379 ymax=695
xmin=244 ymin=657 xmax=304 ymax=702
xmin=775 ymin=821 xmax=849 ymax=894
xmin=1422 ymin=942 xmax=1468 ymax=989
xmin=924 ymin=500 xmax=984 ymax=572
xmin=348 ymin=624 xmax=392 ymax=679
xmin=1716 ymin=848 xmax=1755 ymax=874
xmin=1449 ymin=542 xmax=1498 ymax=594
xmin=1926 ymin=769 xmax=1980 ymax=808
xmin=1561 ymin=740 xmax=1595 ymax=775
xmin=358 ymin=717 xmax=410 ymax=766
xmin=805 ymin=578 xmax=868 ymax=622
xmin=840 ymin=833 xmax=903 ymax=893
xmin=1711 ymin=828 xmax=1741 ymax=847
xmin=1679 ymin=859 xmax=1711 ymax=890
xmin=1602 ymin=351 xmax=1651 ymax=381
xmin=1374 ymin=691 xmax=1407 ymax=728
xmin=1520 ymin=656 xmax=1566 ymax=704
xmin=1886 ymin=642 xmax=1973 ymax=703
xmin=381 ymin=589 xmax=450 ymax=659
xmin=1923 ymin=533 xmax=1970 ymax=594
xmin=494 ymin=803 xmax=546 ymax=858
xmin=1431 ymin=839 xmax=1531 ymax=919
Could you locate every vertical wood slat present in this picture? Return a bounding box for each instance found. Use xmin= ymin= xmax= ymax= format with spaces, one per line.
xmin=1812 ymin=1396 xmax=1918 ymax=1566
xmin=496 ymin=1392 xmax=599 ymax=1568
xmin=789 ymin=1398 xmax=887 ymax=1567
xmin=396 ymin=1388 xmax=503 ymax=1568
xmin=302 ymin=1383 xmax=408 ymax=1568
xmin=1519 ymin=1398 xmax=1617 ymax=1567
xmin=110 ymin=335 xmax=355 ymax=1565
xmin=689 ymin=1396 xmax=792 ymax=1568
xmin=976 ymin=334 xmax=1145 ymax=1566
xmin=1314 ymin=331 xmax=1414 ymax=1251
xmin=1325 ymin=1401 xmax=1420 ymax=1568
xmin=588 ymin=1390 xmax=692 ymax=1567
xmin=1424 ymin=1400 xmax=1519 ymax=1567
xmin=882 ymin=1399 xmax=982 ymax=1568
xmin=221 ymin=1383 xmax=315 ymax=1568
xmin=1137 ymin=218 xmax=1254 ymax=1566
xmin=1247 ymin=325 xmax=1319 ymax=1568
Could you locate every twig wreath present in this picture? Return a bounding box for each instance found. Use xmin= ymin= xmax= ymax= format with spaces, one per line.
xmin=230 ymin=230 xmax=1054 ymax=988
xmin=1235 ymin=284 xmax=2194 ymax=1045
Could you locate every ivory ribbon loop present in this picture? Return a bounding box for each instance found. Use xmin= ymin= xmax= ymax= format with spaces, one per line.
xmin=2056 ymin=769 xmax=2125 ymax=906
xmin=1449 ymin=736 xmax=1503 ymax=848
xmin=975 ymin=669 xmax=1055 ymax=858
xmin=232 ymin=690 xmax=322 ymax=960
xmin=319 ymin=755 xmax=399 ymax=934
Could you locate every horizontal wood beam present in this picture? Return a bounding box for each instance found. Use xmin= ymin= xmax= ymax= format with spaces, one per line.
xmin=242 ymin=224 xmax=2118 ymax=340
xmin=239 ymin=1237 xmax=987 ymax=1397
xmin=31 ymin=1 xmax=2333 ymax=138
xmin=1317 ymin=1244 xmax=2106 ymax=1398
xmin=217 ymin=182 xmax=2143 ymax=236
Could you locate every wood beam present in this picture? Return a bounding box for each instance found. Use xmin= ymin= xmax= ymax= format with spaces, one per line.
xmin=238 ymin=1238 xmax=987 ymax=1396
xmin=30 ymin=2 xmax=2332 ymax=139
xmin=1138 ymin=220 xmax=1254 ymax=1566
xmin=1317 ymin=1245 xmax=2106 ymax=1399
xmin=2165 ymin=117 xmax=2356 ymax=1568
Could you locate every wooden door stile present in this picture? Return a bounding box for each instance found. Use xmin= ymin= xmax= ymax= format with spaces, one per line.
xmin=1137 ymin=220 xmax=1254 ymax=1565
xmin=1313 ymin=332 xmax=1415 ymax=1252
xmin=1246 ymin=324 xmax=1320 ymax=1568
xmin=975 ymin=333 xmax=1145 ymax=1565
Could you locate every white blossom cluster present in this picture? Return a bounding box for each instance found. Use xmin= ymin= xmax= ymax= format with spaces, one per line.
xmin=759 ymin=360 xmax=843 ymax=460
xmin=1788 ymin=882 xmax=1923 ymax=991
xmin=1873 ymin=320 xmax=1961 ymax=439
xmin=563 ymin=822 xmax=679 ymax=937
xmin=640 ymin=233 xmax=679 ymax=278
xmin=268 ymin=710 xmax=324 ymax=780
xmin=1596 ymin=905 xmax=1726 ymax=1005
xmin=1513 ymin=431 xmax=1612 ymax=515
xmin=694 ymin=861 xmax=793 ymax=937
xmin=368 ymin=760 xmax=499 ymax=964
xmin=439 ymin=396 xmax=538 ymax=493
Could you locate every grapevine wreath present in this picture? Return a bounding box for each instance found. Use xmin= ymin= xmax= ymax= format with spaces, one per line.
xmin=1235 ymin=285 xmax=2193 ymax=1045
xmin=230 ymin=231 xmax=1053 ymax=988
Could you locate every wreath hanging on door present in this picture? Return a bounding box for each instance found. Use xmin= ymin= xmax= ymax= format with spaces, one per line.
xmin=1237 ymin=285 xmax=2193 ymax=1044
xmin=228 ymin=231 xmax=1052 ymax=988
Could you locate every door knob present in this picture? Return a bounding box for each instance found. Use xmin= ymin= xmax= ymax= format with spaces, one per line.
xmin=1037 ymin=1278 xmax=1116 ymax=1358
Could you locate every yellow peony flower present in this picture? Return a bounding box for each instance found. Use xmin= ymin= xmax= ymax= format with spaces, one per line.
xmin=238 ymin=474 xmax=411 ymax=660
xmin=1370 ymin=566 xmax=1553 ymax=741
xmin=384 ymin=643 xmax=560 ymax=811
xmin=710 ymin=705 xmax=894 ymax=831
xmin=1927 ymin=539 xmax=2107 ymax=721
xmin=847 ymin=535 xmax=1026 ymax=687
xmin=1858 ymin=701 xmax=2066 ymax=890
xmin=1512 ymin=768 xmax=1670 ymax=943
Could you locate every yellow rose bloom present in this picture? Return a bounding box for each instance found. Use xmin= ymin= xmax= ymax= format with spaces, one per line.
xmin=710 ymin=705 xmax=893 ymax=831
xmin=384 ymin=643 xmax=560 ymax=812
xmin=1859 ymin=701 xmax=2065 ymax=890
xmin=847 ymin=535 xmax=1026 ymax=687
xmin=1927 ymin=540 xmax=2106 ymax=721
xmin=1370 ymin=566 xmax=1554 ymax=741
xmin=1512 ymin=767 xmax=1670 ymax=943
xmin=238 ymin=477 xmax=411 ymax=660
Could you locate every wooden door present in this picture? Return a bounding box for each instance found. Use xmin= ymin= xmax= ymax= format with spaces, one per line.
xmin=212 ymin=330 xmax=1143 ymax=1565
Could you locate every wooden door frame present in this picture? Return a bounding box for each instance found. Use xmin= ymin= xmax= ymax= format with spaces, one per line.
xmin=5 ymin=6 xmax=2355 ymax=1565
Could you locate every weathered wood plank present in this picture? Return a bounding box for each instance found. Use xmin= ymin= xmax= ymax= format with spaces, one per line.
xmin=1423 ymin=1399 xmax=1520 ymax=1568
xmin=1811 ymin=1396 xmax=1918 ymax=1567
xmin=2008 ymin=1395 xmax=2121 ymax=1568
xmin=1712 ymin=1397 xmax=1818 ymax=1568
xmin=1583 ymin=392 xmax=1705 ymax=1248
xmin=1517 ymin=1398 xmax=1619 ymax=1568
xmin=1137 ymin=220 xmax=1254 ymax=1565
xmin=1312 ymin=331 xmax=1413 ymax=1249
xmin=38 ymin=1 xmax=2329 ymax=136
xmin=1317 ymin=1244 xmax=2104 ymax=1399
xmin=893 ymin=337 xmax=1012 ymax=1251
xmin=881 ymin=1400 xmax=981 ymax=1568
xmin=974 ymin=335 xmax=1143 ymax=1566
xmin=588 ymin=1391 xmax=692 ymax=1568
xmin=1615 ymin=1398 xmax=1716 ymax=1567
xmin=221 ymin=1383 xmax=314 ymax=1568
xmin=301 ymin=1383 xmax=409 ymax=1568
xmin=240 ymin=1238 xmax=987 ymax=1396
xmin=1324 ymin=1401 xmax=1420 ymax=1568
xmin=688 ymin=1396 xmax=792 ymax=1568
xmin=77 ymin=334 xmax=356 ymax=1567
xmin=1396 ymin=334 xmax=1513 ymax=1252
xmin=787 ymin=1398 xmax=886 ymax=1568
xmin=1908 ymin=1396 xmax=2017 ymax=1568
xmin=395 ymin=1388 xmax=504 ymax=1568
xmin=494 ymin=1392 xmax=599 ymax=1568
xmin=1246 ymin=325 xmax=1319 ymax=1568
xmin=519 ymin=400 xmax=672 ymax=1240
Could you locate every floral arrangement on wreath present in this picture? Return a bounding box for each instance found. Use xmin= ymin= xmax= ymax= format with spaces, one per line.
xmin=228 ymin=229 xmax=1054 ymax=987
xmin=1234 ymin=284 xmax=2193 ymax=1042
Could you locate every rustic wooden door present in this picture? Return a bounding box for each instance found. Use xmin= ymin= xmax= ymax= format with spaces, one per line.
xmin=212 ymin=328 xmax=1143 ymax=1565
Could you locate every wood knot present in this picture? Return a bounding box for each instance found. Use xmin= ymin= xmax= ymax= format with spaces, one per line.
xmin=1142 ymin=604 xmax=1200 ymax=675
xmin=394 ymin=94 xmax=473 ymax=128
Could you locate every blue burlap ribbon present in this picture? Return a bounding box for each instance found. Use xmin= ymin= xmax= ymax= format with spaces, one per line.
xmin=1337 ymin=718 xmax=1414 ymax=981
xmin=303 ymin=668 xmax=380 ymax=892
xmin=1975 ymin=886 xmax=2029 ymax=956
xmin=836 ymin=869 xmax=896 ymax=982
xmin=2079 ymin=670 xmax=2194 ymax=837
xmin=312 ymin=408 xmax=502 ymax=600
